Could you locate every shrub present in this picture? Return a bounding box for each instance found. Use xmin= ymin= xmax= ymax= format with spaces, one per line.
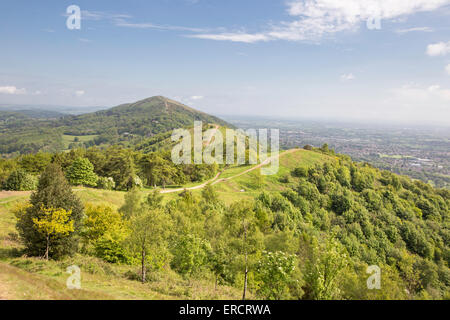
xmin=96 ymin=176 xmax=115 ymax=190
xmin=94 ymin=238 xmax=130 ymax=264
xmin=292 ymin=167 xmax=308 ymax=178
xmin=256 ymin=251 xmax=298 ymax=300
xmin=3 ymin=170 xmax=37 ymax=191
xmin=66 ymin=157 xmax=98 ymax=187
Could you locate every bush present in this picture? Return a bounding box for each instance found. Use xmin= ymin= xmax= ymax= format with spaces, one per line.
xmin=292 ymin=167 xmax=308 ymax=178
xmin=97 ymin=176 xmax=115 ymax=190
xmin=3 ymin=170 xmax=37 ymax=191
xmin=66 ymin=157 xmax=98 ymax=187
xmin=331 ymin=193 xmax=353 ymax=215
xmin=94 ymin=238 xmax=130 ymax=264
xmin=256 ymin=251 xmax=298 ymax=300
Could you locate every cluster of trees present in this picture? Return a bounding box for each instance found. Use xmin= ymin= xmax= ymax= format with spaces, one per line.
xmin=9 ymin=144 xmax=450 ymax=300
xmin=14 ymin=162 xmax=305 ymax=299
xmin=1 ymin=147 xmax=218 ymax=191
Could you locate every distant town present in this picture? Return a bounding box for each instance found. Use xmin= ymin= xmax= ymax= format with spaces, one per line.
xmin=225 ymin=117 xmax=450 ymax=188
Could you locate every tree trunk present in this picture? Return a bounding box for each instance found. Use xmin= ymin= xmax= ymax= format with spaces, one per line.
xmin=215 ymin=275 xmax=218 ymax=291
xmin=242 ymin=223 xmax=248 ymax=300
xmin=45 ymin=234 xmax=49 ymax=261
xmin=141 ymin=248 xmax=146 ymax=283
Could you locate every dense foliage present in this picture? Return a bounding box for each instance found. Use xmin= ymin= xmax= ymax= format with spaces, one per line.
xmin=1 ymin=146 xmax=218 ymax=191
xmin=9 ymin=146 xmax=450 ymax=300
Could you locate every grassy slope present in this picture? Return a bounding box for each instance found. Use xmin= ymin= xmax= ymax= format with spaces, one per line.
xmin=209 ymin=149 xmax=336 ymax=204
xmin=0 ymin=148 xmax=328 ymax=300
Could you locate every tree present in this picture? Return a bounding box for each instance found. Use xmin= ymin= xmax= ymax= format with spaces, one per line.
xmin=96 ymin=176 xmax=115 ymax=190
xmin=32 ymin=206 xmax=74 ymax=260
xmin=3 ymin=169 xmax=37 ymax=191
xmin=82 ymin=203 xmax=127 ymax=244
xmin=106 ymin=150 xmax=136 ymax=190
xmin=119 ymin=188 xmax=143 ymax=219
xmin=224 ymin=200 xmax=263 ymax=300
xmin=18 ymin=152 xmax=52 ymax=175
xmin=292 ymin=167 xmax=308 ymax=178
xmin=155 ymin=162 xmax=177 ymax=189
xmin=15 ymin=163 xmax=83 ymax=259
xmin=256 ymin=251 xmax=297 ymax=300
xmin=146 ymin=190 xmax=163 ymax=209
xmin=139 ymin=153 xmax=164 ymax=187
xmin=66 ymin=157 xmax=98 ymax=187
xmin=125 ymin=206 xmax=171 ymax=283
xmin=171 ymin=234 xmax=211 ymax=277
xmin=201 ymin=184 xmax=219 ymax=204
xmin=331 ymin=192 xmax=353 ymax=214
xmin=304 ymin=237 xmax=349 ymax=300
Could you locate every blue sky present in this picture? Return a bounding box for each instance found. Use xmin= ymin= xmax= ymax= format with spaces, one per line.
xmin=0 ymin=0 xmax=450 ymax=125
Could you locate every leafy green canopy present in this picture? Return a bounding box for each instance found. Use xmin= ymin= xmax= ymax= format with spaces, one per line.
xmin=15 ymin=163 xmax=83 ymax=259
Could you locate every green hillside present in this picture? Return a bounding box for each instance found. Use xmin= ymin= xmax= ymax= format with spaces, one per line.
xmin=0 ymin=96 xmax=230 ymax=155
xmin=1 ymin=147 xmax=448 ymax=300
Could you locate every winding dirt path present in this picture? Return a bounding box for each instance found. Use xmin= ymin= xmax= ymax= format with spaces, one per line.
xmin=0 ymin=191 xmax=32 ymax=200
xmin=204 ymin=125 xmax=220 ymax=147
xmin=160 ymin=148 xmax=299 ymax=194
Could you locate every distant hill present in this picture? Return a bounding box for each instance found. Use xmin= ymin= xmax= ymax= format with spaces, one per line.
xmin=0 ymin=109 xmax=65 ymax=119
xmin=0 ymin=96 xmax=231 ymax=155
xmin=0 ymin=104 xmax=106 ymax=115
xmin=59 ymin=96 xmax=229 ymax=136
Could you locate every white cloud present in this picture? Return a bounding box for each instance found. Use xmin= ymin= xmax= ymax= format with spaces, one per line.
xmin=191 ymin=0 xmax=450 ymax=43
xmin=446 ymin=64 xmax=450 ymax=75
xmin=189 ymin=33 xmax=270 ymax=43
xmin=75 ymin=90 xmax=85 ymax=97
xmin=395 ymin=27 xmax=433 ymax=34
xmin=427 ymin=41 xmax=450 ymax=56
xmin=0 ymin=86 xmax=26 ymax=95
xmin=393 ymin=83 xmax=450 ymax=101
xmin=190 ymin=95 xmax=204 ymax=100
xmin=114 ymin=19 xmax=208 ymax=33
xmin=80 ymin=10 xmax=132 ymax=21
xmin=340 ymin=73 xmax=355 ymax=81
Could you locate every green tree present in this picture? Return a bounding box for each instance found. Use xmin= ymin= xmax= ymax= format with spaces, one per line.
xmin=82 ymin=203 xmax=127 ymax=244
xmin=125 ymin=207 xmax=171 ymax=282
xmin=256 ymin=251 xmax=297 ymax=300
xmin=106 ymin=150 xmax=136 ymax=190
xmin=304 ymin=237 xmax=349 ymax=300
xmin=96 ymin=176 xmax=115 ymax=190
xmin=201 ymin=184 xmax=219 ymax=204
xmin=18 ymin=152 xmax=52 ymax=175
xmin=32 ymin=206 xmax=74 ymax=260
xmin=15 ymin=163 xmax=83 ymax=259
xmin=3 ymin=169 xmax=37 ymax=191
xmin=66 ymin=157 xmax=98 ymax=187
xmin=224 ymin=200 xmax=263 ymax=300
xmin=171 ymin=234 xmax=211 ymax=277
xmin=146 ymin=190 xmax=163 ymax=209
xmin=119 ymin=188 xmax=143 ymax=219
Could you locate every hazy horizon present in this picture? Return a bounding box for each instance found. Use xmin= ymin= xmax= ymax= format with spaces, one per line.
xmin=1 ymin=1 xmax=450 ymax=125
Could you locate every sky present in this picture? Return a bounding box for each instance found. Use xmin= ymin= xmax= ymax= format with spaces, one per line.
xmin=0 ymin=0 xmax=450 ymax=125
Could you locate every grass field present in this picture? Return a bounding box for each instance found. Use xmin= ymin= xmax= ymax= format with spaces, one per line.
xmin=0 ymin=148 xmax=329 ymax=299
xmin=62 ymin=134 xmax=98 ymax=150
